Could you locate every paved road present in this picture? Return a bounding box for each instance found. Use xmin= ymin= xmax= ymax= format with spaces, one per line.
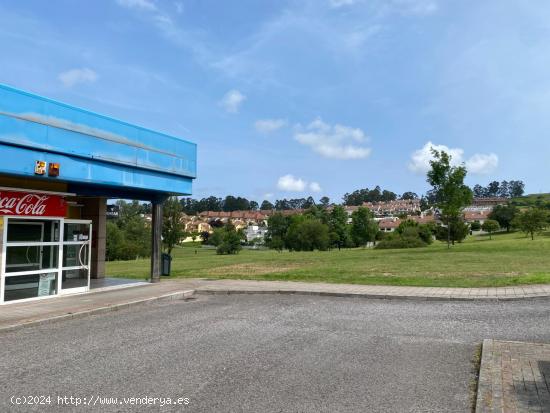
xmin=1 ymin=295 xmax=550 ymax=412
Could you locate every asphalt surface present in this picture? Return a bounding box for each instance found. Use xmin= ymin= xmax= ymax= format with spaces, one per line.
xmin=1 ymin=295 xmax=550 ymax=413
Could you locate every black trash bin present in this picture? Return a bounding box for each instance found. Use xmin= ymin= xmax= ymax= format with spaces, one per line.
xmin=161 ymin=253 xmax=172 ymax=276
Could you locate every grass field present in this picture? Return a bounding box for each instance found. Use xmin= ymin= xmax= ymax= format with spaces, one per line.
xmin=106 ymin=231 xmax=550 ymax=288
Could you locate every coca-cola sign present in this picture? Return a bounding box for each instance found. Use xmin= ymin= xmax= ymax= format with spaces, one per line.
xmin=0 ymin=191 xmax=67 ymax=217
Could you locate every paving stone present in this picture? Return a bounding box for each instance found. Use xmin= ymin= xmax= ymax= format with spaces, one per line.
xmin=477 ymin=340 xmax=550 ymax=413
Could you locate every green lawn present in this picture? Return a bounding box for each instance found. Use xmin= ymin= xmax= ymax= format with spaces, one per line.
xmin=106 ymin=231 xmax=550 ymax=288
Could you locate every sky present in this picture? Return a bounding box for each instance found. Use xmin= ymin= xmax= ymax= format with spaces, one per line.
xmin=1 ymin=0 xmax=549 ymax=203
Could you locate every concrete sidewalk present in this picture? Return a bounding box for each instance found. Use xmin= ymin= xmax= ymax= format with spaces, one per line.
xmin=0 ymin=281 xmax=195 ymax=333
xmin=1 ymin=278 xmax=550 ymax=333
xmin=476 ymin=339 xmax=550 ymax=412
xmin=190 ymin=279 xmax=550 ymax=301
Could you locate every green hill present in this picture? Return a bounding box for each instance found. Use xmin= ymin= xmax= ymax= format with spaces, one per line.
xmin=511 ymin=193 xmax=550 ymax=207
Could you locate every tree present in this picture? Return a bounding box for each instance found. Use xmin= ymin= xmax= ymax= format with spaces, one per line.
xmin=200 ymin=231 xmax=210 ymax=244
xmin=473 ymin=184 xmax=486 ymax=198
xmin=487 ymin=181 xmax=500 ymax=197
xmin=400 ymin=192 xmax=418 ymax=200
xmin=260 ymin=200 xmax=274 ymax=210
xmin=470 ymin=221 xmax=481 ymax=231
xmin=216 ymin=222 xmax=244 ymax=255
xmin=249 ymin=201 xmax=259 ymax=211
xmin=508 ymin=180 xmax=525 ymax=198
xmin=285 ymin=217 xmax=329 ymax=251
xmin=106 ymin=221 xmax=125 ymax=261
xmin=435 ymin=218 xmax=469 ymax=244
xmin=328 ymin=205 xmax=350 ymax=250
xmin=426 ymin=149 xmax=473 ymax=248
xmin=162 ymin=196 xmax=186 ymax=255
xmin=489 ymin=204 xmax=518 ymax=232
xmin=266 ymin=212 xmax=289 ymax=249
xmin=303 ymin=196 xmax=316 ymax=209
xmin=512 ymin=208 xmax=547 ymax=240
xmin=319 ymin=196 xmax=330 ymax=207
xmin=481 ymin=219 xmax=500 ymax=240
xmin=350 ymin=207 xmax=378 ymax=247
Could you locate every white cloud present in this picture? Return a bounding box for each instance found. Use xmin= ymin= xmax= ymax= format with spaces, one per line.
xmin=277 ymin=175 xmax=307 ymax=192
xmin=115 ymin=0 xmax=157 ymax=11
xmin=276 ymin=174 xmax=322 ymax=193
xmin=465 ymin=153 xmax=499 ymax=175
xmin=254 ymin=118 xmax=287 ymax=133
xmin=294 ymin=118 xmax=371 ymax=160
xmin=58 ymin=68 xmax=98 ymax=87
xmin=309 ymin=182 xmax=322 ymax=192
xmin=219 ymin=89 xmax=246 ymax=113
xmin=408 ymin=141 xmax=498 ymax=175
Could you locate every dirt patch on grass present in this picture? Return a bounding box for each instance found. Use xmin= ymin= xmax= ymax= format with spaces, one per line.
xmin=206 ymin=263 xmax=302 ymax=276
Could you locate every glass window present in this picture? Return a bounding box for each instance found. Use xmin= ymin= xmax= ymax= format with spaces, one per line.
xmin=64 ymin=222 xmax=90 ymax=242
xmin=7 ymin=219 xmax=60 ymax=243
xmin=4 ymin=273 xmax=58 ymax=302
xmin=62 ymin=244 xmax=88 ymax=268
xmin=62 ymin=269 xmax=88 ymax=289
xmin=5 ymin=245 xmax=59 ymax=273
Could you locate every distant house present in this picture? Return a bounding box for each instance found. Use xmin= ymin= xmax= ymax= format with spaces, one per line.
xmin=244 ymin=225 xmax=268 ymax=243
xmin=378 ymin=218 xmax=401 ymax=232
xmin=463 ymin=210 xmax=491 ymax=225
xmin=363 ymin=199 xmax=421 ymax=218
xmin=470 ymin=197 xmax=507 ymax=208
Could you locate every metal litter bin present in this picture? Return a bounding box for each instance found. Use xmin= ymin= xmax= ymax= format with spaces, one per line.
xmin=161 ymin=253 xmax=172 ymax=276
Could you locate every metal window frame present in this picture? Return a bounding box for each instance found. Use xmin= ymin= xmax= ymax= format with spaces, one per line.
xmin=0 ymin=216 xmax=92 ymax=305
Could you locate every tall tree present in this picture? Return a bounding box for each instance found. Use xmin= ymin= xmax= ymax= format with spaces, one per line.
xmin=260 ymin=200 xmax=275 ymax=210
xmin=426 ymin=149 xmax=473 ymax=248
xmin=487 ymin=181 xmax=500 ymax=197
xmin=162 ymin=196 xmax=186 ymax=255
xmin=508 ymin=180 xmax=526 ymax=198
xmin=328 ymin=206 xmax=350 ymax=250
xmin=319 ymin=196 xmax=330 ymax=207
xmin=489 ymin=204 xmax=518 ymax=232
xmin=350 ymin=207 xmax=378 ymax=247
xmin=400 ymin=192 xmax=418 ymax=200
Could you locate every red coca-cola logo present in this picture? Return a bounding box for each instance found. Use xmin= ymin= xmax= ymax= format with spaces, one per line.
xmin=0 ymin=191 xmax=67 ymax=217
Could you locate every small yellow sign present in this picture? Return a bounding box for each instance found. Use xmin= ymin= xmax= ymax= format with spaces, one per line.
xmin=35 ymin=160 xmax=47 ymax=175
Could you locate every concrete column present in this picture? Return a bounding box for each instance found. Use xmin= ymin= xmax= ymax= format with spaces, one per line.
xmin=78 ymin=197 xmax=107 ymax=279
xmin=150 ymin=201 xmax=163 ymax=283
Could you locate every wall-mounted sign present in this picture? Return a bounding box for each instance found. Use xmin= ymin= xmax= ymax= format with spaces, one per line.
xmin=0 ymin=190 xmax=67 ymax=217
xmin=35 ymin=160 xmax=46 ymax=175
xmin=48 ymin=162 xmax=60 ymax=177
xmin=106 ymin=204 xmax=120 ymax=219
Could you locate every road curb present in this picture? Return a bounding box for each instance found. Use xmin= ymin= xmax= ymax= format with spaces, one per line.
xmin=195 ymin=289 xmax=550 ymax=302
xmin=0 ymin=289 xmax=196 ymax=334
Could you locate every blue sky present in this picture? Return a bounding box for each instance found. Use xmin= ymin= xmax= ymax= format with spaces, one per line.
xmin=1 ymin=0 xmax=549 ymax=203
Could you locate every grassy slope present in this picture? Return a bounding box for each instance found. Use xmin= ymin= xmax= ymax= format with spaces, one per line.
xmin=512 ymin=193 xmax=550 ymax=206
xmin=106 ymin=231 xmax=550 ymax=288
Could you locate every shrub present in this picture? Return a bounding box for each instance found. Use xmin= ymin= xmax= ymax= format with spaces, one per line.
xmin=375 ymin=237 xmax=427 ymax=249
xmin=470 ymin=221 xmax=481 ymax=231
xmin=215 ymin=223 xmax=244 ymax=255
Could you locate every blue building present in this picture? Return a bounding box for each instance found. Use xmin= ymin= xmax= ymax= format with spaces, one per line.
xmin=0 ymin=84 xmax=197 ymax=304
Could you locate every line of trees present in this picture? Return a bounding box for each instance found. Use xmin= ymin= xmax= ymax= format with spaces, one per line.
xmin=178 ymin=180 xmax=526 ymax=216
xmin=106 ymin=200 xmax=151 ymax=261
xmin=472 ymin=180 xmax=525 ymax=198
xmin=265 ymin=206 xmax=380 ymax=251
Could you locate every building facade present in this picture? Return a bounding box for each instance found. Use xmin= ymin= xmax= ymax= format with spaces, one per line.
xmin=0 ymin=84 xmax=196 ymax=304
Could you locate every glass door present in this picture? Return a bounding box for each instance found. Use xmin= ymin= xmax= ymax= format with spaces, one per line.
xmin=60 ymin=220 xmax=92 ymax=294
xmin=2 ymin=218 xmax=60 ymax=303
